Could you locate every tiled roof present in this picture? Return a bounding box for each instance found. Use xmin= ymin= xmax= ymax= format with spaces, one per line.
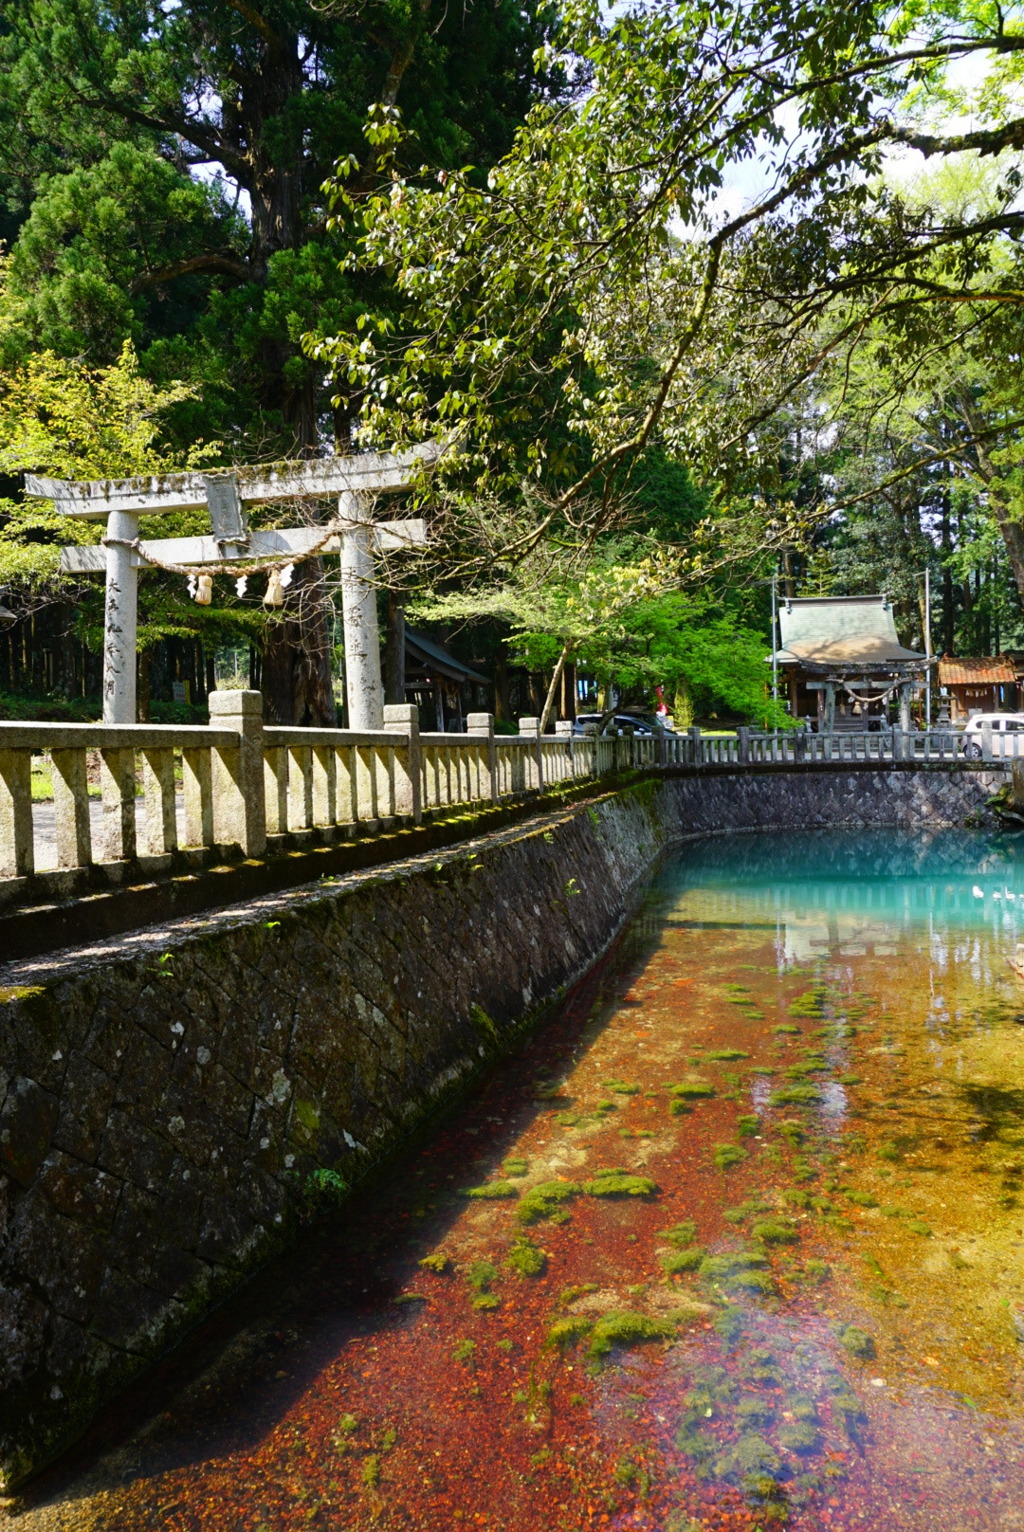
xmin=937 ymin=655 xmax=1016 ymax=686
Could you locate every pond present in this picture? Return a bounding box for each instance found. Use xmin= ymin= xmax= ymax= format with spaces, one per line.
xmin=18 ymin=829 xmax=1024 ymax=1532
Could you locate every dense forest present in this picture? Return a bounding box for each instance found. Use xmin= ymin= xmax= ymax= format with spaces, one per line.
xmin=2 ymin=0 xmax=1024 ymax=725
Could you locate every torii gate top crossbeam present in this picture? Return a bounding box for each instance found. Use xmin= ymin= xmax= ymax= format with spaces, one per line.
xmin=24 ymin=441 xmax=441 ymax=520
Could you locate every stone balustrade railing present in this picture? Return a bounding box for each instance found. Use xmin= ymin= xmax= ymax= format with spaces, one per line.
xmin=0 ymin=698 xmax=1010 ymax=910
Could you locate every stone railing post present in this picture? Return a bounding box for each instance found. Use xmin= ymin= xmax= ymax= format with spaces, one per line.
xmin=209 ymin=690 xmax=267 ymax=857
xmin=737 ymin=726 xmax=750 ymax=766
xmin=0 ymin=748 xmax=33 ymax=878
xmin=384 ymin=703 xmax=422 ymax=822
xmin=519 ymin=717 xmax=543 ymax=791
xmin=467 ymin=712 xmax=499 ymax=804
xmin=688 ymin=725 xmax=702 ymax=767
xmin=982 ymin=721 xmax=994 ymax=763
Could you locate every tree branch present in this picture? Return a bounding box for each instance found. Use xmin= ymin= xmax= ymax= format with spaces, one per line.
xmin=129 ymin=253 xmax=251 ymax=294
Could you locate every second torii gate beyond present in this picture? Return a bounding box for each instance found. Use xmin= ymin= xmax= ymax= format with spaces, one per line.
xmin=25 ymin=444 xmax=438 ymax=728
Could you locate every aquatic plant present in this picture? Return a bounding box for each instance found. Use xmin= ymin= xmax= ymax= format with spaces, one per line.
xmin=777 ymin=1119 xmax=805 ymax=1146
xmin=546 ymin=1315 xmax=593 ymax=1350
xmin=588 ymin=1309 xmax=674 ymax=1360
xmin=833 ymin=1390 xmax=868 ymax=1436
xmin=780 ymin=1188 xmax=811 ymax=1208
xmin=602 ymin=1079 xmax=640 ymax=1094
xmin=671 ymin=1080 xmax=716 ymax=1099
xmin=802 ymin=1259 xmax=831 ymax=1283
xmin=736 ymin=1115 xmax=760 ymax=1137
xmin=839 ymin=1073 xmax=862 ymax=1085
xmin=557 ymin=1282 xmax=599 ymax=1308
xmin=843 ymin=1189 xmax=877 ymax=1207
xmin=659 ymin=1220 xmax=698 ymax=1246
xmin=707 ymin=1048 xmax=750 ymax=1061
xmin=726 ymin=1269 xmax=776 ymax=1296
xmin=418 ymin=1253 xmax=450 ymax=1274
xmin=502 ymin=1158 xmax=529 ymax=1177
xmin=751 ymin=1218 xmax=797 ymax=1245
xmin=788 ymin=990 xmax=828 ymax=1018
xmin=660 ymin=1248 xmax=704 ymax=1274
xmin=516 ymin=1180 xmax=580 ymax=1224
xmin=907 ymin=1219 xmax=932 ymax=1236
xmin=769 ymin=1084 xmax=822 ymax=1107
xmin=583 ymin=1169 xmax=657 ymax=1197
xmin=701 ymin=1251 xmax=767 ymax=1281
xmin=773 ymin=1024 xmax=801 ymax=1035
xmin=778 ymin=1420 xmax=820 ymax=1454
xmin=837 ymin=1324 xmax=875 ymax=1359
xmin=735 ymin=1395 xmax=774 ymax=1428
xmin=506 ymin=1238 xmax=547 ymax=1277
xmin=461 ymin=1180 xmax=519 ymax=1199
xmin=742 ymin=1348 xmax=783 ymax=1384
xmin=713 ymin=1143 xmax=747 ymax=1170
xmin=452 ymin=1338 xmax=477 ymax=1364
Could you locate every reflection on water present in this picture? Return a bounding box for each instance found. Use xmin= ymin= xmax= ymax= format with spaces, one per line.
xmin=15 ymin=830 xmax=1024 ymax=1532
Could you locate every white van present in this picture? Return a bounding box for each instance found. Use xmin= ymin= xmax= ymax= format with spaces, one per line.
xmin=960 ymin=713 xmax=1024 ymax=759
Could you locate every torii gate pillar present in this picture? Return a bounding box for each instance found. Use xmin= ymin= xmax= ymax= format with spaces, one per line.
xmin=339 ymin=491 xmax=384 ymax=731
xmin=104 ymin=508 xmax=140 ymax=725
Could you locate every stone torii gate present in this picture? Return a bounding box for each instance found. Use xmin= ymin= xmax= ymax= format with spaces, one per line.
xmin=25 ymin=443 xmax=439 ymax=727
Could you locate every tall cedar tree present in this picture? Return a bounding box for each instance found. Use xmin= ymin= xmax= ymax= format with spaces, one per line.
xmin=0 ymin=0 xmax=556 ymax=722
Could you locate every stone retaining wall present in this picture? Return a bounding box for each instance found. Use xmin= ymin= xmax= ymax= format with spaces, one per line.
xmin=0 ymin=762 xmax=1003 ymax=1485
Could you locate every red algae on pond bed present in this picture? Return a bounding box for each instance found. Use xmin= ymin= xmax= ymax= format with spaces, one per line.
xmin=13 ymin=830 xmax=1024 ymax=1532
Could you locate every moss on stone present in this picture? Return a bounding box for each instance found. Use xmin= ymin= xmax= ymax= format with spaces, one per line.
xmin=837 ymin=1324 xmax=875 ymax=1359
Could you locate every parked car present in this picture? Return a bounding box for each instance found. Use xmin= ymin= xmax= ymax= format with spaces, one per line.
xmin=571 ymin=712 xmax=671 ymax=737
xmin=960 ymin=713 xmax=1024 ymax=759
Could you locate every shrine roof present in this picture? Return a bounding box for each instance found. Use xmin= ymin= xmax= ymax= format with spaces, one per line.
xmin=937 ymin=654 xmax=1017 ymax=686
xmin=405 ymin=629 xmax=489 ymax=685
xmin=774 ymin=594 xmax=926 ymax=669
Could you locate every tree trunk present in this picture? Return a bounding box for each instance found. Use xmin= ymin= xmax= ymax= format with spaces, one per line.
xmin=540 ymin=644 xmax=571 ymax=733
xmin=260 ymin=558 xmax=337 ymax=725
xmin=384 ymin=593 xmax=406 ymax=705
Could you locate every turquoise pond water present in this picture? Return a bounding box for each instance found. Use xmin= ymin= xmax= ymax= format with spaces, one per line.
xmin=15 ymin=830 xmax=1024 ymax=1532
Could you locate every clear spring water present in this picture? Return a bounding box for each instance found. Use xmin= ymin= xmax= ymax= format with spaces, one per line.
xmin=17 ymin=829 xmax=1024 ymax=1532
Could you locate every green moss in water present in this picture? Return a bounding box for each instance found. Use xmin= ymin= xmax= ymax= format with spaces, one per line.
xmin=844 ymin=1189 xmax=877 ymax=1207
xmin=780 ymin=1188 xmax=811 ymax=1208
xmin=502 ymin=1158 xmax=529 ymax=1177
xmin=802 ymin=1259 xmax=831 ymax=1284
xmin=774 ymin=1024 xmax=801 ymax=1035
xmin=462 ymin=1180 xmax=519 ymax=1199
xmin=660 ymin=1221 xmax=698 ymax=1247
xmin=714 ymin=1432 xmax=782 ymax=1482
xmin=713 ymin=1143 xmax=747 ymax=1170
xmin=778 ymin=1421 xmax=820 ymax=1454
xmin=833 ymin=1391 xmax=867 ymax=1436
xmin=466 ymin=1259 xmax=498 ymax=1291
xmin=554 ymin=1112 xmax=581 ymax=1127
xmin=602 ymin=1078 xmax=641 ymax=1094
xmin=752 ymin=1218 xmax=797 ymax=1245
xmin=788 ymin=990 xmax=828 ymax=1018
xmin=726 ymin=1269 xmax=776 ymax=1296
xmin=589 ymin=1309 xmax=674 ymax=1360
xmin=787 ymin=1394 xmax=820 ymax=1423
xmin=769 ymin=1084 xmax=822 ymax=1107
xmin=907 ymin=1219 xmax=932 ymax=1236
xmin=546 ymin=1315 xmax=593 ymax=1351
xmin=742 ymin=1349 xmax=782 ymax=1384
xmin=792 ymin=1158 xmax=817 ymax=1182
xmin=839 ymin=1074 xmax=863 ymax=1086
xmin=418 ymin=1253 xmax=451 ymax=1274
xmin=701 ymin=1251 xmax=766 ymax=1281
xmin=472 ymin=1292 xmax=500 ymax=1310
xmin=837 ymin=1324 xmax=876 ymax=1359
xmin=661 ymin=1248 xmax=704 ymax=1274
xmin=777 ymin=1120 xmax=805 ymax=1146
xmin=707 ymin=1048 xmax=750 ymax=1061
xmin=516 ymin=1180 xmax=580 ymax=1224
xmin=582 ymin=1169 xmax=657 ymax=1197
xmin=506 ymin=1238 xmax=547 ymax=1277
xmin=735 ymin=1395 xmax=775 ymax=1428
xmin=736 ymin=1115 xmax=761 ymax=1137
xmin=671 ymin=1081 xmax=716 ymax=1100
xmin=724 ymin=1197 xmax=772 ymax=1224
xmin=558 ymin=1282 xmax=599 ymax=1308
